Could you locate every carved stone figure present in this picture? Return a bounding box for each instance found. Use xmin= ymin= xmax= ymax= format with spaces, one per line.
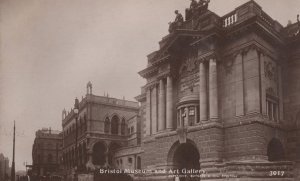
xmin=175 ymin=10 xmax=184 ymax=25
xmin=169 ymin=10 xmax=184 ymax=33
xmin=190 ymin=0 xmax=198 ymax=10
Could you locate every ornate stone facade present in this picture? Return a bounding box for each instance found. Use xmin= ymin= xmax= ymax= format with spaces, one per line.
xmin=136 ymin=1 xmax=300 ymax=180
xmin=61 ymin=83 xmax=141 ymax=179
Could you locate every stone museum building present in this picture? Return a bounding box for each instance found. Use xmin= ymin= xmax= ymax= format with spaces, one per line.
xmin=135 ymin=0 xmax=300 ymax=180
xmin=61 ymin=82 xmax=141 ymax=180
xmin=32 ymin=128 xmax=63 ymax=178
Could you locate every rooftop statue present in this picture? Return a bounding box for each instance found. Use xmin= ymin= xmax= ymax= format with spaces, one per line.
xmin=294 ymin=14 xmax=300 ymax=36
xmin=186 ymin=0 xmax=211 ymax=20
xmin=190 ymin=0 xmax=198 ymax=10
xmin=169 ymin=10 xmax=184 ymax=33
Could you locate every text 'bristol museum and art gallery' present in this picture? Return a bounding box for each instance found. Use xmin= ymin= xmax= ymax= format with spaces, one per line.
xmin=37 ymin=1 xmax=300 ymax=181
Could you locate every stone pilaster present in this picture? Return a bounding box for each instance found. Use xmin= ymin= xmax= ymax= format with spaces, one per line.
xmin=209 ymin=58 xmax=219 ymax=120
xmin=158 ymin=79 xmax=166 ymax=131
xmin=199 ymin=62 xmax=208 ymax=121
xmin=260 ymin=53 xmax=267 ymax=115
xmin=151 ymin=85 xmax=158 ymax=134
xmin=278 ymin=66 xmax=284 ymax=120
xmin=146 ymin=88 xmax=151 ymax=136
xmin=166 ymin=76 xmax=174 ymax=130
xmin=244 ymin=48 xmax=260 ymax=114
xmin=235 ymin=53 xmax=245 ymax=116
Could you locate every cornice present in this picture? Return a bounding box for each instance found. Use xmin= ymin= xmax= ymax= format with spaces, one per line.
xmin=138 ymin=65 xmax=159 ymax=79
xmin=222 ymin=41 xmax=279 ymax=61
xmin=135 ymin=93 xmax=146 ymax=102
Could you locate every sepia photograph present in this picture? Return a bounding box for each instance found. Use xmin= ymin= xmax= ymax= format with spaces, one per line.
xmin=0 ymin=0 xmax=300 ymax=180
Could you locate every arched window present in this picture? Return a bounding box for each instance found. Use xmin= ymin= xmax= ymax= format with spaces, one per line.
xmin=104 ymin=117 xmax=110 ymax=134
xmin=121 ymin=118 xmax=126 ymax=135
xmin=111 ymin=115 xmax=119 ymax=135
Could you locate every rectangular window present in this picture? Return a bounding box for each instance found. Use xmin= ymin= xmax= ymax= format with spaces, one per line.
xmin=266 ymin=96 xmax=279 ymax=122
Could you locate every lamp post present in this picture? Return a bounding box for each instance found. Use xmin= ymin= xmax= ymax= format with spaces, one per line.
xmin=74 ymin=98 xmax=79 ymax=181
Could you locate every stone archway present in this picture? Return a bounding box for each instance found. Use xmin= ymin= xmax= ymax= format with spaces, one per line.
xmin=267 ymin=138 xmax=285 ymax=161
xmin=168 ymin=140 xmax=200 ymax=181
xmin=108 ymin=142 xmax=121 ymax=167
xmin=92 ymin=142 xmax=107 ymax=166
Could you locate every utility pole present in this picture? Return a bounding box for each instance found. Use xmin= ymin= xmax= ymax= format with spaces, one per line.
xmin=11 ymin=121 xmax=16 ymax=181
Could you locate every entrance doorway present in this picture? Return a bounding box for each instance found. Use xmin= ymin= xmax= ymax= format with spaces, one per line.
xmin=169 ymin=141 xmax=200 ymax=181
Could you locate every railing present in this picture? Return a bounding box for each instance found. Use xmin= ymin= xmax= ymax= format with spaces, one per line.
xmin=223 ymin=12 xmax=238 ymax=27
xmin=221 ymin=1 xmax=284 ymax=34
xmin=260 ymin=10 xmax=274 ymax=27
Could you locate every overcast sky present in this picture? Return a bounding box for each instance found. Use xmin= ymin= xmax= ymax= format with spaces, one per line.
xmin=0 ymin=0 xmax=299 ymax=171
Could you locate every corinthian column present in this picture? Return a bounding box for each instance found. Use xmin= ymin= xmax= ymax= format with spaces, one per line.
xmin=199 ymin=62 xmax=208 ymax=121
xmin=146 ymin=88 xmax=151 ymax=136
xmin=158 ymin=79 xmax=166 ymax=131
xmin=209 ymin=58 xmax=219 ymax=120
xmin=166 ymin=76 xmax=174 ymax=130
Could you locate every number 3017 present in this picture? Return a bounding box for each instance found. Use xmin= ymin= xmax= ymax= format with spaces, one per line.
xmin=269 ymin=171 xmax=284 ymax=176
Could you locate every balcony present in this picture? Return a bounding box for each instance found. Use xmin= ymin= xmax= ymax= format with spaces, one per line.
xmin=221 ymin=0 xmax=283 ymax=34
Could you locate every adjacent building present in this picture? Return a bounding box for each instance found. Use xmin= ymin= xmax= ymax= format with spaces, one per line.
xmin=32 ymin=128 xmax=63 ymax=178
xmin=136 ymin=0 xmax=300 ymax=180
xmin=61 ymin=82 xmax=141 ymax=179
xmin=0 ymin=153 xmax=10 ymax=181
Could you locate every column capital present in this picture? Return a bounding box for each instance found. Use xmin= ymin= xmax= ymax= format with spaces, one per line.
xmin=197 ymin=51 xmax=219 ymax=63
xmin=145 ymin=82 xmax=159 ymax=91
xmin=157 ymin=71 xmax=171 ymax=80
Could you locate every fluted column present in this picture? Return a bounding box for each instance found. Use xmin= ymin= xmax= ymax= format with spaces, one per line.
xmin=151 ymin=85 xmax=158 ymax=134
xmin=166 ymin=76 xmax=174 ymax=129
xmin=209 ymin=58 xmax=219 ymax=120
xmin=199 ymin=62 xmax=208 ymax=121
xmin=146 ymin=88 xmax=151 ymax=136
xmin=158 ymin=79 xmax=166 ymax=131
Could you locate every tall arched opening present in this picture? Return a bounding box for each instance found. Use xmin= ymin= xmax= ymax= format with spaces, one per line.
xmin=267 ymin=138 xmax=285 ymax=161
xmin=108 ymin=142 xmax=121 ymax=167
xmin=92 ymin=142 xmax=107 ymax=166
xmin=104 ymin=117 xmax=110 ymax=134
xmin=168 ymin=140 xmax=200 ymax=181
